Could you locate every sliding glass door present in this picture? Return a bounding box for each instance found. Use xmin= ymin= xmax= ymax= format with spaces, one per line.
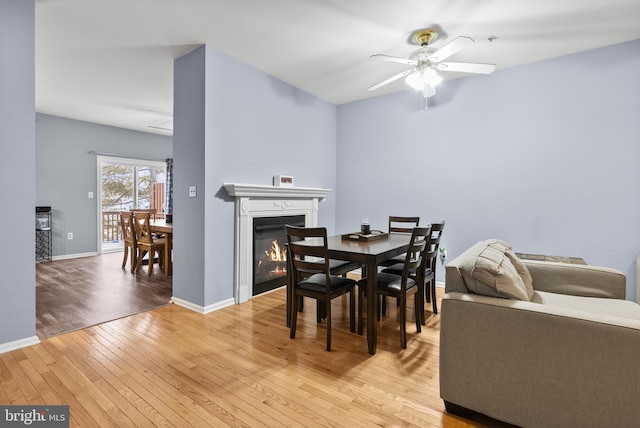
xmin=97 ymin=156 xmax=166 ymax=254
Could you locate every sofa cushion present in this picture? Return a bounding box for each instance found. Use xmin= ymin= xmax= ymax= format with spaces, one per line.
xmin=459 ymin=239 xmax=532 ymax=301
xmin=532 ymin=291 xmax=640 ymax=321
xmin=505 ymin=249 xmax=534 ymax=300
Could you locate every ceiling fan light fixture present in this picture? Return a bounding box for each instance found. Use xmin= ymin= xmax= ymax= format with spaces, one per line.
xmin=405 ymin=68 xmax=442 ymax=92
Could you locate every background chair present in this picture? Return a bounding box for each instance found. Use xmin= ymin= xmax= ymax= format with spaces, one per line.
xmin=378 ymin=216 xmax=420 ymax=268
xmin=286 ymin=225 xmax=356 ymax=351
xmin=120 ymin=212 xmax=137 ymax=273
xmin=133 ymin=211 xmax=165 ymax=276
xmin=131 ymin=208 xmax=157 ymax=219
xmin=132 ymin=208 xmax=164 ymax=238
xmin=358 ymin=226 xmax=429 ymax=348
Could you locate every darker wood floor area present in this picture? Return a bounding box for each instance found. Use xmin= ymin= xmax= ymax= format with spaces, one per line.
xmin=36 ymin=252 xmax=172 ymax=339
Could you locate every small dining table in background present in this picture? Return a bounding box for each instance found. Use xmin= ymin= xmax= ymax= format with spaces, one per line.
xmin=287 ymin=232 xmax=413 ymax=355
xmin=149 ymin=220 xmax=173 ymax=276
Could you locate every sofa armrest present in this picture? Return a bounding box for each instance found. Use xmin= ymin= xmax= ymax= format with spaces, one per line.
xmin=523 ymin=260 xmax=626 ymax=299
xmin=440 ymin=292 xmax=640 ymax=427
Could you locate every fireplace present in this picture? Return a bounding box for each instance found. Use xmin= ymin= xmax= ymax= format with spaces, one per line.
xmin=253 ymin=215 xmax=305 ymax=295
xmin=223 ymin=183 xmax=331 ymax=304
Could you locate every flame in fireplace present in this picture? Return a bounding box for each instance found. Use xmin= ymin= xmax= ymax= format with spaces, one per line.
xmin=265 ymin=239 xmax=286 ymax=262
xmin=256 ymin=239 xmax=288 ymax=275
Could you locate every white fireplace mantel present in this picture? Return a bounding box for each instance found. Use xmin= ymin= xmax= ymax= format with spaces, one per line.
xmin=223 ymin=183 xmax=331 ymax=304
xmin=223 ymin=183 xmax=331 ymax=200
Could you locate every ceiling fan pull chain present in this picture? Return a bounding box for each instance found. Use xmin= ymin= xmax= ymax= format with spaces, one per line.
xmin=420 ymin=92 xmax=428 ymax=112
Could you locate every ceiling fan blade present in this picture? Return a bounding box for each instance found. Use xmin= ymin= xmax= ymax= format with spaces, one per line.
xmin=436 ymin=61 xmax=496 ymax=74
xmin=367 ymin=68 xmax=416 ymax=91
xmin=428 ymin=36 xmax=475 ymax=63
xmin=370 ymin=54 xmax=418 ymax=66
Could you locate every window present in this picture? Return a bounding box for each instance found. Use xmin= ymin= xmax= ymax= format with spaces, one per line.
xmin=97 ymin=156 xmax=166 ymax=253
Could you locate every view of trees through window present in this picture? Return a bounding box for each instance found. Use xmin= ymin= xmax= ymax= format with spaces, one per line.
xmin=100 ymin=159 xmax=166 ymax=249
xmin=101 ymin=164 xmax=166 ymax=211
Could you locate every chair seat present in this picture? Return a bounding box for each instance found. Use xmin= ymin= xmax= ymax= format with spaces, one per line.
xmin=358 ymin=272 xmax=417 ymax=295
xmin=382 ymin=264 xmax=433 ymax=278
xmin=299 ymin=273 xmax=356 ymax=294
xmin=140 ymin=237 xmax=165 ymax=246
xmin=378 ymin=254 xmax=406 ymax=267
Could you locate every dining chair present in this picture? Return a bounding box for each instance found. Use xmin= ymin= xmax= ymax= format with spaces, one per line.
xmin=132 ymin=208 xmax=164 ymax=238
xmin=358 ymin=226 xmax=430 ymax=348
xmin=378 ymin=216 xmax=421 ymax=315
xmin=132 ymin=211 xmax=165 ymax=276
xmin=381 ymin=221 xmax=445 ymax=319
xmin=286 ymin=225 xmax=356 ymax=351
xmin=120 ymin=212 xmax=137 ymax=273
xmin=285 ymin=244 xmax=361 ymax=326
xmin=377 ymin=216 xmax=420 ymax=268
xmin=424 ymin=221 xmax=445 ymax=314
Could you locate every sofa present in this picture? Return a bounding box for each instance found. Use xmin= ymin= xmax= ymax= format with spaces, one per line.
xmin=440 ymin=239 xmax=640 ymax=428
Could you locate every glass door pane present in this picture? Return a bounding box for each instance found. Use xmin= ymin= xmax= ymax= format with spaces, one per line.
xmin=98 ymin=158 xmax=166 ymax=254
xmin=136 ymin=165 xmax=166 ymax=219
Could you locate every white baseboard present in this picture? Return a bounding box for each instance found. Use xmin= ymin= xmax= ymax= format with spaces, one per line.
xmin=52 ymin=251 xmax=98 ymax=261
xmin=0 ymin=335 xmax=40 ymax=355
xmin=171 ymin=296 xmax=235 ymax=315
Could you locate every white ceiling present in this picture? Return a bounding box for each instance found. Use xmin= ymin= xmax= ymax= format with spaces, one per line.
xmin=35 ymin=0 xmax=640 ymax=136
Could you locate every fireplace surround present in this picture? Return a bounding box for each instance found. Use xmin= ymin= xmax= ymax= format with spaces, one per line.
xmin=223 ymin=183 xmax=331 ymax=303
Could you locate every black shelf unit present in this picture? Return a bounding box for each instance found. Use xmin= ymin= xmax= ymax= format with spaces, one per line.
xmin=36 ymin=206 xmax=52 ymax=262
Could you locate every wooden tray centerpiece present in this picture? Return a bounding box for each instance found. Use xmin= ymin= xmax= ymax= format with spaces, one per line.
xmin=341 ymin=230 xmax=388 ymax=242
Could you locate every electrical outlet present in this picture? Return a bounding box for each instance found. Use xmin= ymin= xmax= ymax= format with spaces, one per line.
xmin=67 ymin=232 xmax=73 ymax=240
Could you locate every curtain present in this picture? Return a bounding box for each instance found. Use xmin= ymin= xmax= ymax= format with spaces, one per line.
xmin=165 ymin=158 xmax=173 ymax=219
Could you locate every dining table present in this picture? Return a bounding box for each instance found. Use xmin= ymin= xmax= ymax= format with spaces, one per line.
xmin=149 ymin=220 xmax=173 ymax=276
xmin=287 ymin=232 xmax=413 ymax=355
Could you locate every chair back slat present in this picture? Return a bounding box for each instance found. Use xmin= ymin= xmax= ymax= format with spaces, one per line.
xmin=388 ymin=216 xmax=420 ymax=234
xmin=132 ymin=208 xmax=157 ymax=220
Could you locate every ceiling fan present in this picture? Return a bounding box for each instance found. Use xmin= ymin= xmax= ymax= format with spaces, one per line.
xmin=368 ymin=29 xmax=496 ymax=100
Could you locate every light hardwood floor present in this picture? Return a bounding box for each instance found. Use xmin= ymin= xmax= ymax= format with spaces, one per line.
xmin=6 ymin=283 xmax=500 ymax=427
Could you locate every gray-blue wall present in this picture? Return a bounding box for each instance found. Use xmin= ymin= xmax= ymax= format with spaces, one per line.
xmin=173 ymin=46 xmax=207 ymax=306
xmin=174 ymin=45 xmax=337 ymax=308
xmin=36 ymin=114 xmax=173 ymax=257
xmin=0 ymin=0 xmax=36 ymax=345
xmin=337 ymin=39 xmax=640 ymax=298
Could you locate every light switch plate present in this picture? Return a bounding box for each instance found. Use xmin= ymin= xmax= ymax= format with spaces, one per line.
xmin=189 ymin=186 xmax=197 ymax=198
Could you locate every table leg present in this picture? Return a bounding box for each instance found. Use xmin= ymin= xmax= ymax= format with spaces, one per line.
xmin=366 ymin=259 xmax=377 ymax=355
xmin=164 ymin=233 xmax=172 ymax=276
